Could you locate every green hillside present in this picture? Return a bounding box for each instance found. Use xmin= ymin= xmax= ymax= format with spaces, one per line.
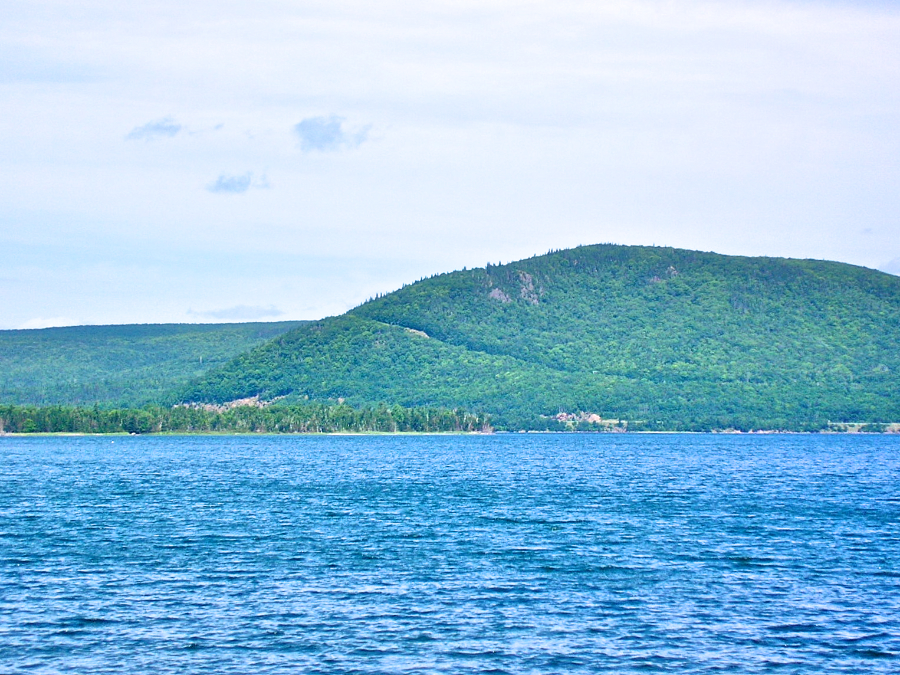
xmin=179 ymin=245 xmax=900 ymax=430
xmin=0 ymin=322 xmax=305 ymax=406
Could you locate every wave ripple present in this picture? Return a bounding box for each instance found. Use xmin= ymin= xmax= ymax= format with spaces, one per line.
xmin=1 ymin=434 xmax=898 ymax=673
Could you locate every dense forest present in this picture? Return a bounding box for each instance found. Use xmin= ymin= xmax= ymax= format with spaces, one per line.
xmin=0 ymin=403 xmax=490 ymax=434
xmin=0 ymin=322 xmax=304 ymax=406
xmin=179 ymin=245 xmax=900 ymax=431
xmin=3 ymin=245 xmax=899 ymax=432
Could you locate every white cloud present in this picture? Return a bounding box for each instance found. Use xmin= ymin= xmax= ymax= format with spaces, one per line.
xmin=0 ymin=0 xmax=898 ymax=324
xmin=206 ymin=173 xmax=251 ymax=194
xmin=206 ymin=172 xmax=270 ymax=194
xmin=294 ymin=115 xmax=369 ymax=152
xmin=125 ymin=117 xmax=182 ymax=141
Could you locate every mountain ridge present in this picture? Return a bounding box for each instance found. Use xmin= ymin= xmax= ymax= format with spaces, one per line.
xmin=178 ymin=244 xmax=900 ymax=430
xmin=0 ymin=321 xmax=306 ymax=407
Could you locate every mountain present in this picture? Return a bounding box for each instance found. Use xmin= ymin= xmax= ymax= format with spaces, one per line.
xmin=179 ymin=245 xmax=900 ymax=430
xmin=0 ymin=321 xmax=305 ymax=407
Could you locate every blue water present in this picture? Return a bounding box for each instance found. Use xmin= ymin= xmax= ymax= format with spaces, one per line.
xmin=1 ymin=434 xmax=898 ymax=673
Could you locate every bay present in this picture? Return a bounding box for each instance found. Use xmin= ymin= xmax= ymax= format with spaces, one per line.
xmin=1 ymin=433 xmax=898 ymax=673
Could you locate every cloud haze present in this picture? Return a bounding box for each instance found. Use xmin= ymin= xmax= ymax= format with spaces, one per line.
xmin=881 ymin=258 xmax=900 ymax=276
xmin=188 ymin=305 xmax=285 ymax=320
xmin=18 ymin=317 xmax=78 ymax=330
xmin=0 ymin=0 xmax=898 ymax=328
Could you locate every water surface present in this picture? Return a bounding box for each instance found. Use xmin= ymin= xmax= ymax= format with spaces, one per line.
xmin=1 ymin=433 xmax=898 ymax=673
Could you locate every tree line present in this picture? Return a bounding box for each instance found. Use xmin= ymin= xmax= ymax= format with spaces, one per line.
xmin=0 ymin=402 xmax=492 ymax=435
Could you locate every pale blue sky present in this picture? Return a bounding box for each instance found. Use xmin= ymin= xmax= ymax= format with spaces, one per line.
xmin=2 ymin=0 xmax=899 ymax=328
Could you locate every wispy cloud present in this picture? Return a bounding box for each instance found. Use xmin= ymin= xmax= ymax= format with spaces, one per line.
xmin=294 ymin=115 xmax=369 ymax=152
xmin=188 ymin=305 xmax=284 ymax=320
xmin=125 ymin=117 xmax=182 ymax=141
xmin=205 ymin=172 xmax=269 ymax=194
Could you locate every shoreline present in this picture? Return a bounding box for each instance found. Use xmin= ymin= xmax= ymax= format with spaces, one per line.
xmin=2 ymin=429 xmax=899 ymax=438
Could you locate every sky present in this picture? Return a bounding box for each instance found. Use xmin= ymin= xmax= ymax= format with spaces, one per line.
xmin=2 ymin=0 xmax=899 ymax=329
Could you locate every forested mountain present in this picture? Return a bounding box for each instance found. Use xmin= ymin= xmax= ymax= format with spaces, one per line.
xmin=179 ymin=245 xmax=900 ymax=430
xmin=0 ymin=322 xmax=304 ymax=406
